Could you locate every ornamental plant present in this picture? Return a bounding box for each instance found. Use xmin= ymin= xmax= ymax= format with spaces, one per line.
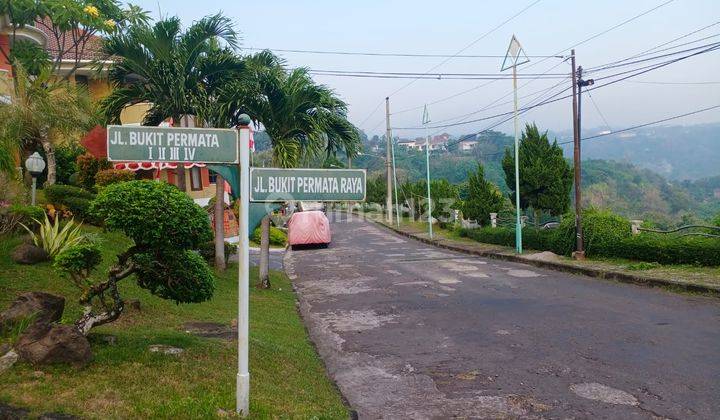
xmin=55 ymin=180 xmax=215 ymax=335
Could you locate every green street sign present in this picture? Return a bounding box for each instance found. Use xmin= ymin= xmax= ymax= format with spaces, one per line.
xmin=250 ymin=168 xmax=366 ymax=202
xmin=107 ymin=125 xmax=238 ymax=163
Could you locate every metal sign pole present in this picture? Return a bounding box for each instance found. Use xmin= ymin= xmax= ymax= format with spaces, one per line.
xmin=422 ymin=105 xmax=433 ymax=239
xmin=236 ymin=116 xmax=251 ymax=416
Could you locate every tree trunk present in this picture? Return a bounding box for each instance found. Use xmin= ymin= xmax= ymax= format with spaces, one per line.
xmin=534 ymin=209 xmax=540 ymax=228
xmin=176 ymin=165 xmax=187 ymax=191
xmin=39 ymin=137 xmax=56 ymax=186
xmin=258 ymin=215 xmax=270 ymax=289
xmin=74 ymin=263 xmax=134 ymax=335
xmin=214 ymin=174 xmax=226 ymax=270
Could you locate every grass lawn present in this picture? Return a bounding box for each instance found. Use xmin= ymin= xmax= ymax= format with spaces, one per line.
xmin=0 ymin=228 xmax=348 ymax=419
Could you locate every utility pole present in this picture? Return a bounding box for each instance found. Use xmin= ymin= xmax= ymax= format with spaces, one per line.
xmin=574 ymin=63 xmax=595 ymax=260
xmin=385 ymin=97 xmax=393 ymax=224
xmin=571 ymin=50 xmax=584 ymax=260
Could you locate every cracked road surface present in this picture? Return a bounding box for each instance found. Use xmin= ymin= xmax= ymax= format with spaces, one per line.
xmin=285 ymin=213 xmax=720 ymax=419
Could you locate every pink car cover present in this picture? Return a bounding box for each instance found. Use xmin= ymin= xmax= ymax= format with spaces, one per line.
xmin=287 ymin=211 xmax=332 ymax=245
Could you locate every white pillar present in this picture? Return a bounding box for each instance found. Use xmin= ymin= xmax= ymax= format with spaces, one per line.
xmin=490 ymin=213 xmax=498 ymax=228
xmin=631 ymin=220 xmax=643 ymax=235
xmin=237 ymin=120 xmax=251 ymax=416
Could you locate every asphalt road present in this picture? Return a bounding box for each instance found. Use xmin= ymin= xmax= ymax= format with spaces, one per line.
xmin=286 ymin=213 xmax=720 ymax=419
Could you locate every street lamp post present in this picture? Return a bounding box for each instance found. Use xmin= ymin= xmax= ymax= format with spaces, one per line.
xmin=501 ymin=35 xmax=530 ymax=254
xmin=25 ymin=152 xmax=46 ymax=206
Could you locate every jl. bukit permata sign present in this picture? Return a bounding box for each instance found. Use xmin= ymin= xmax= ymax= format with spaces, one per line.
xmin=106 ymin=125 xmax=238 ymax=163
xmin=250 ymin=168 xmax=366 ymax=202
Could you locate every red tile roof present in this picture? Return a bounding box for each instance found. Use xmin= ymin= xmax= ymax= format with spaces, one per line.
xmin=34 ymin=18 xmax=105 ymax=61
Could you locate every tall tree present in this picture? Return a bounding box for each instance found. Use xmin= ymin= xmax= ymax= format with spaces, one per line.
xmin=502 ymin=123 xmax=573 ymax=224
xmin=99 ymin=13 xmax=239 ymax=191
xmin=0 ymin=66 xmax=97 ymax=183
xmin=462 ymin=164 xmax=504 ymax=225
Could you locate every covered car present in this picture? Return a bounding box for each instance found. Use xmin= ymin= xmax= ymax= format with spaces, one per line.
xmin=287 ymin=210 xmax=331 ymax=248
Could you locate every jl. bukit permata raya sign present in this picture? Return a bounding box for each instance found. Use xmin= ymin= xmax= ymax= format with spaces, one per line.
xmin=106 ymin=125 xmax=238 ymax=163
xmin=250 ymin=168 xmax=366 ymax=202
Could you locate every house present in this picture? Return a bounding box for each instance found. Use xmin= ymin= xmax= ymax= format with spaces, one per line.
xmin=459 ymin=139 xmax=478 ymax=151
xmin=1 ymin=15 xmax=219 ymax=204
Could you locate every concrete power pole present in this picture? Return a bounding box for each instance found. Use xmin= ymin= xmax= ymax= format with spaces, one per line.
xmin=570 ymin=49 xmax=585 ymax=260
xmin=385 ymin=97 xmax=393 ymax=224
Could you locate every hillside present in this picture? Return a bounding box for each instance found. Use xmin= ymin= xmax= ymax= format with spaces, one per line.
xmin=359 ymin=131 xmax=718 ymax=224
xmin=555 ymin=123 xmax=720 ymax=181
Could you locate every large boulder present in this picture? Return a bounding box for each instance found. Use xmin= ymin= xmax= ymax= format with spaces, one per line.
xmin=15 ymin=324 xmax=91 ymax=367
xmin=0 ymin=292 xmax=65 ymax=332
xmin=11 ymin=243 xmax=49 ymax=265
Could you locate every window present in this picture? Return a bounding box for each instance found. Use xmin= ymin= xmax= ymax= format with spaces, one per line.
xmin=190 ymin=167 xmax=203 ymax=191
xmin=209 ymin=172 xmax=218 ymax=184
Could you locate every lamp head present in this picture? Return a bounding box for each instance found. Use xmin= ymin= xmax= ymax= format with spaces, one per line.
xmin=25 ymin=152 xmax=46 ymax=176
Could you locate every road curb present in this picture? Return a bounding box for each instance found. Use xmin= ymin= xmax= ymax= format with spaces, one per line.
xmin=369 ymin=218 xmax=720 ymax=297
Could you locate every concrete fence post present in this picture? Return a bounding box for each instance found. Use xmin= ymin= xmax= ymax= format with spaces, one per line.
xmin=490 ymin=213 xmax=498 ymax=228
xmin=520 ymin=216 xmax=528 ymax=228
xmin=631 ymin=220 xmax=643 ymax=235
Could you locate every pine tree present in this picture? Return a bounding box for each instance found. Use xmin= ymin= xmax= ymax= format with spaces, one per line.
xmin=462 ymin=164 xmax=504 ymax=225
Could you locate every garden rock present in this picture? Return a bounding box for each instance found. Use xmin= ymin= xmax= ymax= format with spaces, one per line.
xmin=149 ymin=344 xmax=184 ymax=355
xmin=0 ymin=292 xmax=65 ymax=331
xmin=0 ymin=403 xmax=29 ymax=419
xmin=11 ymin=243 xmax=49 ymax=265
xmin=0 ymin=350 xmax=19 ymax=374
xmin=182 ymin=321 xmax=236 ymax=340
xmin=15 ymin=324 xmax=91 ymax=367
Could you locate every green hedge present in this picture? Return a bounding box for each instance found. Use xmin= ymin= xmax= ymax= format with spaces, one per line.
xmin=44 ymin=184 xmax=97 ymax=223
xmin=611 ymin=235 xmax=720 ymax=266
xmin=251 ymin=226 xmax=287 ymax=246
xmin=459 ymin=208 xmax=719 ymax=266
xmin=459 ymin=226 xmax=559 ymax=252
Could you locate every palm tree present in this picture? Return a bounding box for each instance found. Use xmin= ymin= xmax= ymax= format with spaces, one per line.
xmin=0 ymin=66 xmax=97 ymax=184
xmin=225 ymin=52 xmax=361 ymax=287
xmin=99 ymin=14 xmax=239 ymax=191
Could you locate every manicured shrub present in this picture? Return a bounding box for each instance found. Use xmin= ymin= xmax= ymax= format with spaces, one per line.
xmin=61 ymin=180 xmax=215 ymax=335
xmin=95 ymin=168 xmax=136 ymax=187
xmin=252 ymin=225 xmax=287 ymax=246
xmin=553 ymin=209 xmax=631 ymax=256
xmin=54 ymin=242 xmax=103 ymax=278
xmin=44 ymin=184 xmax=96 ymax=222
xmin=612 ymin=234 xmax=720 ymax=266
xmin=76 ymin=153 xmax=111 ymax=190
xmin=458 ymin=226 xmax=556 ymax=251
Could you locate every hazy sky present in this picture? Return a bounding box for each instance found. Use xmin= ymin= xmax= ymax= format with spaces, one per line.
xmin=128 ymin=0 xmax=720 ymax=138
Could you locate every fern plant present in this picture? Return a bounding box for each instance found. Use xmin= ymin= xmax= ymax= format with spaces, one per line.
xmin=22 ymin=214 xmax=86 ymax=258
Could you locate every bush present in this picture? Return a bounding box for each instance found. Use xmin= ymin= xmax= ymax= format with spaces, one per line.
xmin=9 ymin=204 xmax=45 ymax=225
xmin=76 ymin=153 xmax=111 ymax=190
xmin=252 ymin=225 xmax=287 ymax=246
xmin=91 ymin=180 xmax=215 ymax=303
xmin=54 ymin=143 xmax=85 ymax=185
xmin=22 ymin=213 xmax=87 ymax=258
xmin=196 ymin=241 xmax=237 ymax=265
xmin=612 ymin=234 xmax=720 ymax=266
xmin=553 ymin=209 xmax=631 ymax=256
xmin=54 ymin=242 xmax=103 ymax=277
xmin=95 ymin=169 xmax=136 ymax=187
xmin=44 ymin=184 xmax=96 ymax=222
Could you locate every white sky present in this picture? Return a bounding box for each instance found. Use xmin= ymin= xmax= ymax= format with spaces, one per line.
xmin=130 ymin=0 xmax=720 ymax=137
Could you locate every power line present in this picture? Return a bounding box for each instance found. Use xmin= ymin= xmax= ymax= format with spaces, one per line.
xmin=563 ymin=104 xmax=720 ymax=144
xmin=586 ymin=90 xmax=612 ymax=132
xmin=385 ymin=0 xmax=677 ymax=119
xmin=392 ymin=42 xmax=720 ymax=130
xmin=386 ymin=0 xmax=543 ymax=98
xmin=311 ymin=69 xmax=567 ymax=77
xmin=626 ymin=80 xmax=720 ymax=85
xmin=310 ymin=72 xmax=568 ymax=80
xmin=454 ymin=103 xmax=720 ymax=158
xmin=244 ymin=47 xmax=561 ymax=59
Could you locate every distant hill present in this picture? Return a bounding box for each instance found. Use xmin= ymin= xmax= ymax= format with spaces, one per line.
xmin=358 ymin=129 xmax=719 ymax=224
xmin=554 ymin=123 xmax=720 ymax=181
